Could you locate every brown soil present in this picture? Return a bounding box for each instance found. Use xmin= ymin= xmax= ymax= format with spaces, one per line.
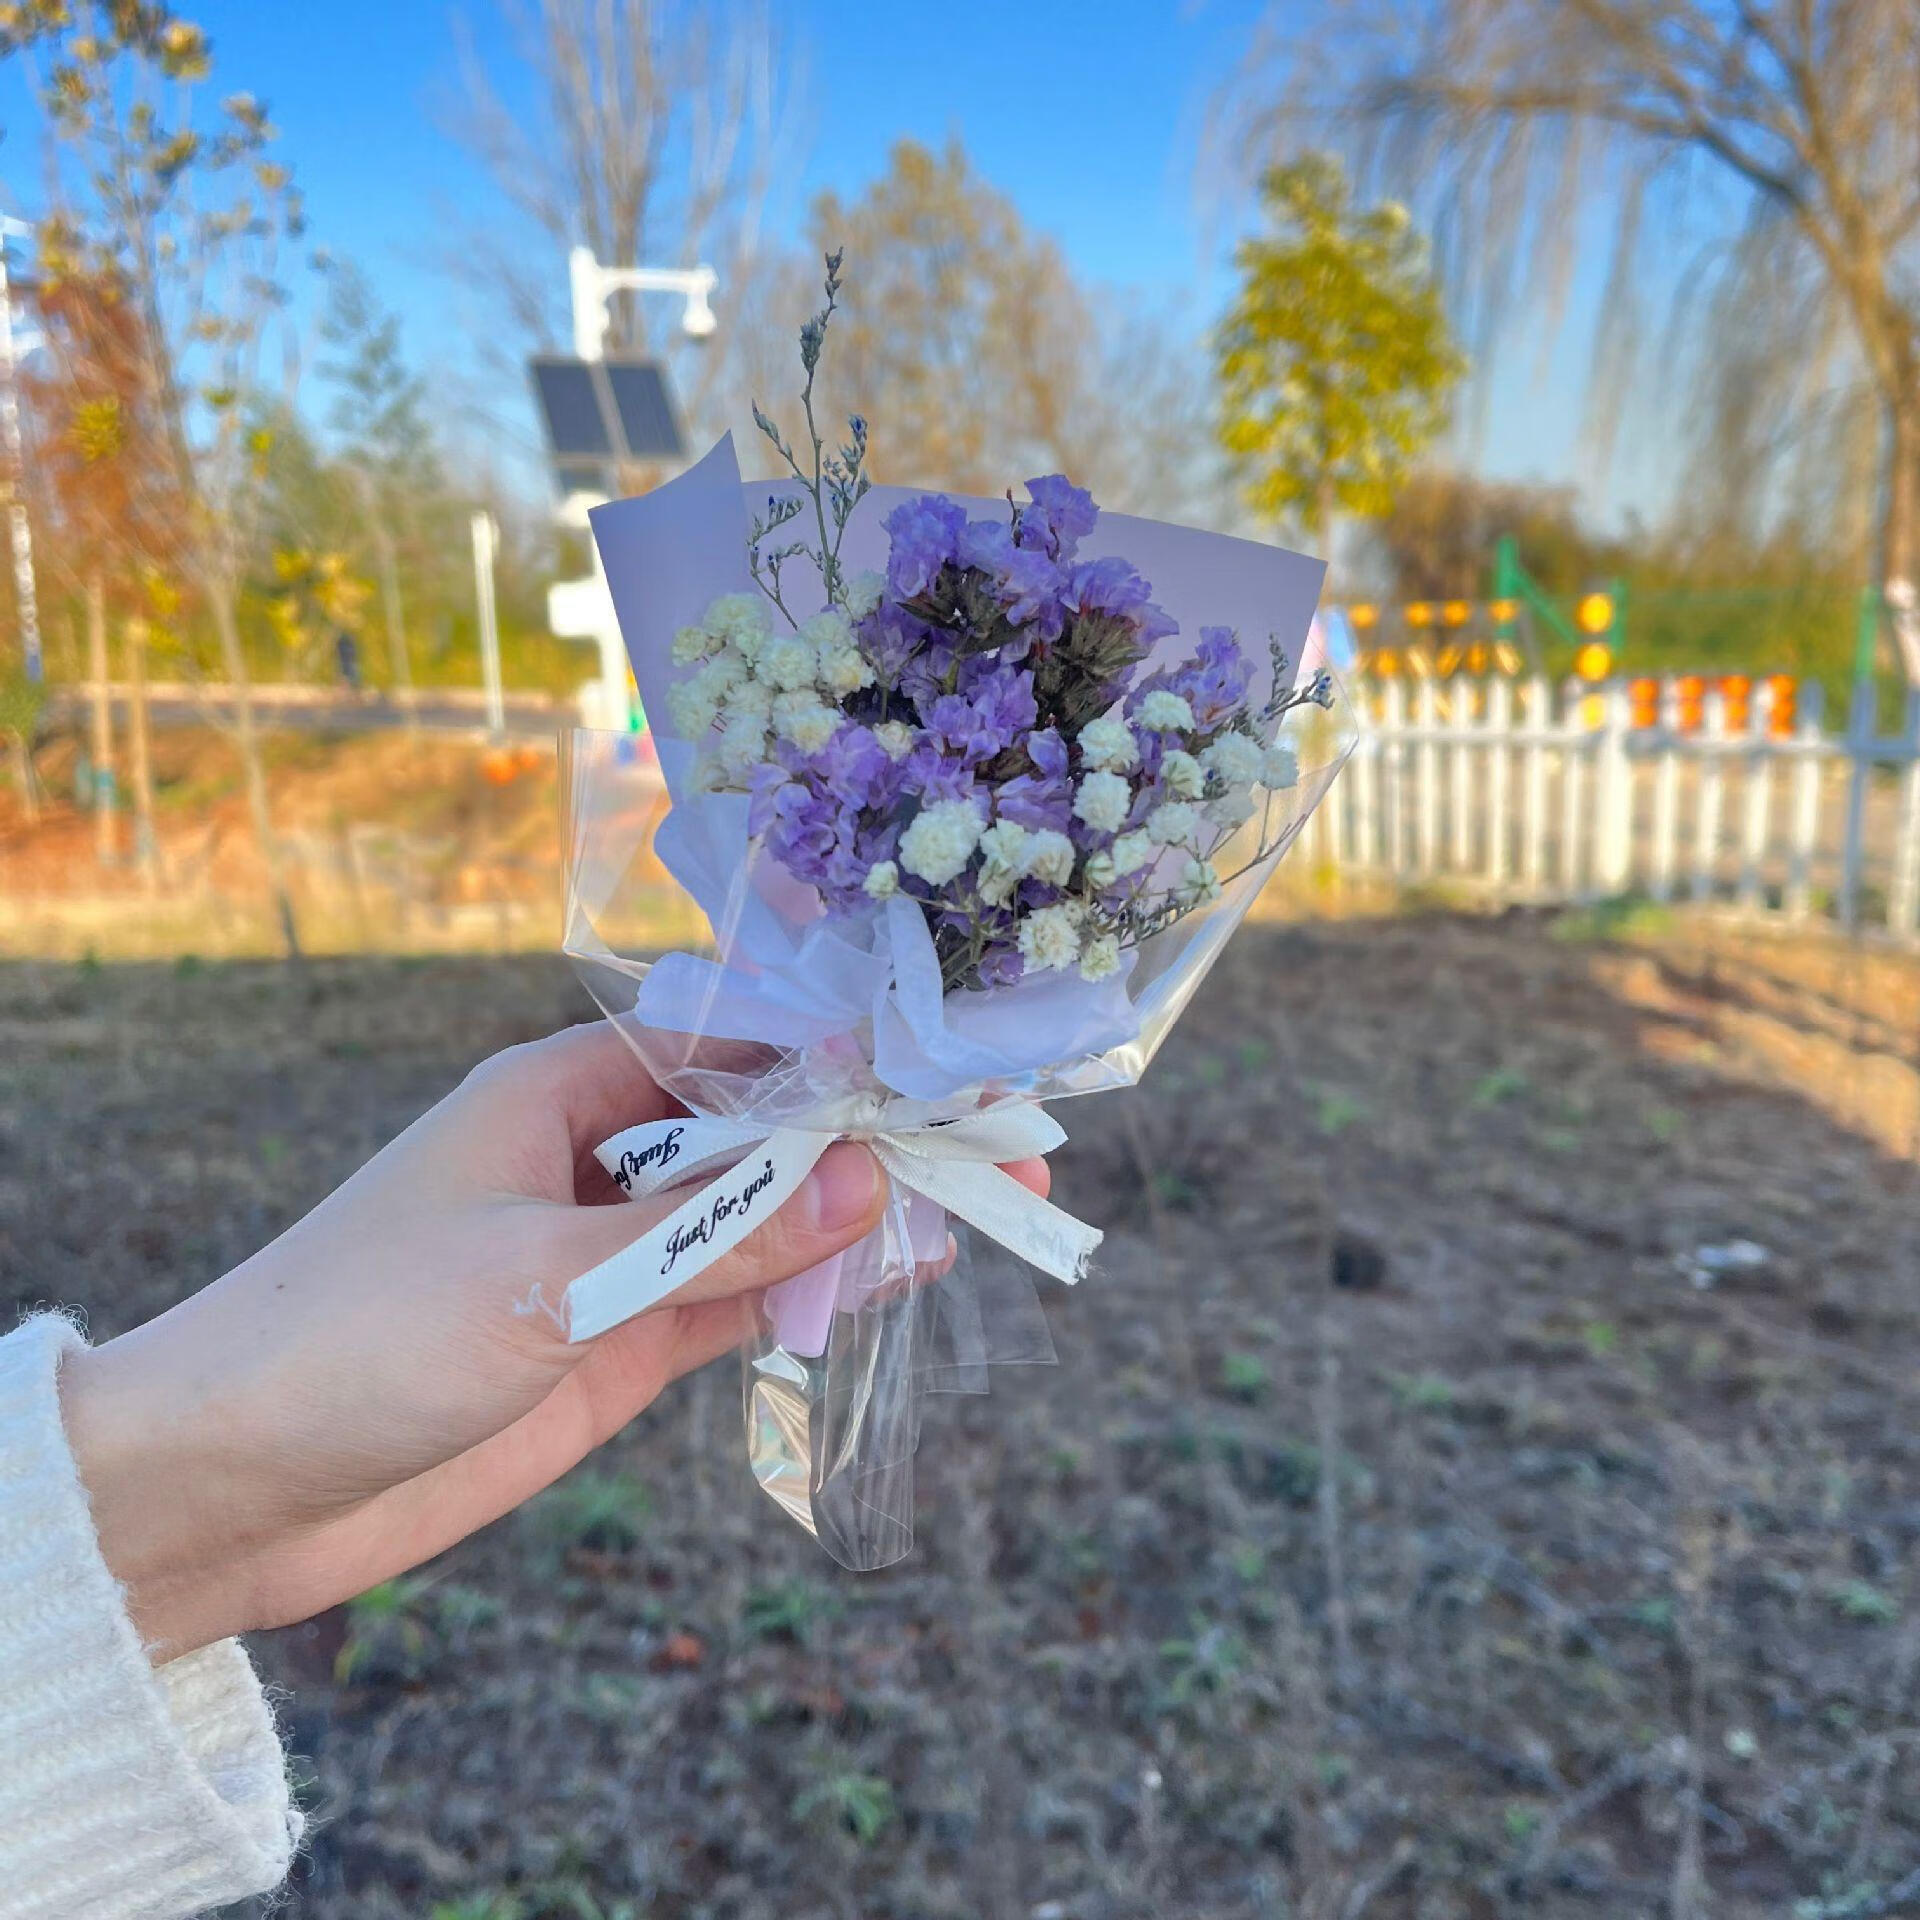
xmin=4 ymin=910 xmax=1920 ymax=1919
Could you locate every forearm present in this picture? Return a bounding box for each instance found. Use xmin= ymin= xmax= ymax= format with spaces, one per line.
xmin=0 ymin=1315 xmax=300 ymax=1918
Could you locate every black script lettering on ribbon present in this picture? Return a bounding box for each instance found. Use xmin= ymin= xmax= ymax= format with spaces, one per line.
xmin=613 ymin=1123 xmax=685 ymax=1194
xmin=658 ymin=1158 xmax=775 ymax=1277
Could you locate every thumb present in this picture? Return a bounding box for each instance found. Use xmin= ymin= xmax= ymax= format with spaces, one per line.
xmin=545 ymin=1141 xmax=887 ymax=1322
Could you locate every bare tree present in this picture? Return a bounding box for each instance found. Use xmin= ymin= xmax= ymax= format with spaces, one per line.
xmin=1230 ymin=0 xmax=1920 ymax=677
xmin=798 ymin=139 xmax=1232 ymax=522
xmin=445 ymin=0 xmax=798 ymax=443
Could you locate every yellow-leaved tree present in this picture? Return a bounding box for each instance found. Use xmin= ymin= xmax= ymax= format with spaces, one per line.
xmin=1215 ymin=154 xmax=1466 ymax=554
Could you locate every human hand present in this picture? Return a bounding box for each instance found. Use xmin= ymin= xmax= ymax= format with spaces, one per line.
xmin=58 ymin=1022 xmax=1048 ymax=1659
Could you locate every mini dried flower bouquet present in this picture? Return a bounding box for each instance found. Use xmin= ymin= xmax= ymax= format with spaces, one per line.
xmin=560 ymin=255 xmax=1353 ymax=1568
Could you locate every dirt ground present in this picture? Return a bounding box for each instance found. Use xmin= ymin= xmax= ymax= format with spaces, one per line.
xmin=4 ymin=910 xmax=1920 ymax=1920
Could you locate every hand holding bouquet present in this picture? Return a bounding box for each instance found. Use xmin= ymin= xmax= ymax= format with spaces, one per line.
xmin=561 ymin=254 xmax=1352 ymax=1567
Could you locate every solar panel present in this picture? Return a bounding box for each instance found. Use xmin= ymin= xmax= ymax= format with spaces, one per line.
xmin=529 ymin=355 xmax=686 ymax=491
xmin=606 ymin=363 xmax=683 ymax=461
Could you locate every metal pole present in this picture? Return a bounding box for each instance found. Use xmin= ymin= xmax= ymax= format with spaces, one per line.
xmin=470 ymin=510 xmax=505 ymax=738
xmin=0 ymin=221 xmax=44 ymax=683
xmin=1838 ymin=585 xmax=1881 ymax=931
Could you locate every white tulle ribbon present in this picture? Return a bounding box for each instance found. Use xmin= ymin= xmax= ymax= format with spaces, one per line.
xmin=562 ymin=1100 xmax=1098 ymax=1343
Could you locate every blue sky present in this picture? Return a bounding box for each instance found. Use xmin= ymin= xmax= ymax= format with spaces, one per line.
xmin=0 ymin=0 xmax=1651 ymax=526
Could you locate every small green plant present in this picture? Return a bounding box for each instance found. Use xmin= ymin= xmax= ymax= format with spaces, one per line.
xmin=1503 ymin=1802 xmax=1542 ymax=1843
xmin=1307 ymin=1083 xmax=1367 ymax=1136
xmin=335 ymin=1573 xmax=437 ymax=1685
xmin=1470 ymin=1065 xmax=1530 ymax=1108
xmin=742 ymin=1577 xmax=839 ymax=1646
xmin=1830 ymin=1580 xmax=1899 ymax=1624
xmin=1645 ymin=1106 xmax=1684 ymax=1143
xmin=1389 ymin=1370 xmax=1458 ymax=1413
xmin=1627 ymin=1595 xmax=1676 ymax=1635
xmin=1229 ymin=1543 xmax=1266 ymax=1583
xmin=1150 ymin=1167 xmax=1203 ymax=1210
xmin=531 ymin=1468 xmax=651 ymax=1554
xmin=1580 ymin=1320 xmax=1619 ymax=1359
xmin=430 ymin=1897 xmax=524 ymax=1920
xmin=792 ymin=1769 xmax=896 ymax=1845
xmin=576 ymin=1672 xmax=648 ymax=1723
xmin=436 ymin=1583 xmax=503 ymax=1636
xmin=1219 ymin=1351 xmax=1270 ymax=1403
xmin=1549 ymin=894 xmax=1673 ymax=945
xmin=528 ymin=1882 xmax=640 ymax=1920
xmin=1159 ymin=1619 xmax=1247 ymax=1708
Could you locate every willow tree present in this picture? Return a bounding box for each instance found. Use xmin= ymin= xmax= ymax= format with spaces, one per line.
xmin=1215 ymin=153 xmax=1466 ymax=550
xmin=4 ymin=0 xmax=309 ymax=948
xmin=1237 ymin=0 xmax=1920 ymax=677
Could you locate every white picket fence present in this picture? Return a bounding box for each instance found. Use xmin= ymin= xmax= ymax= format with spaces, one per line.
xmin=1303 ymin=676 xmax=1920 ymax=939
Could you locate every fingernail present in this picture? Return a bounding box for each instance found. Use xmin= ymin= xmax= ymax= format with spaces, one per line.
xmin=802 ymin=1144 xmax=880 ymax=1231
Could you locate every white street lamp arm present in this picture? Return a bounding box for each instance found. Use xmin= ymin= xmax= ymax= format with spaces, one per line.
xmin=569 ymin=246 xmax=718 ymax=359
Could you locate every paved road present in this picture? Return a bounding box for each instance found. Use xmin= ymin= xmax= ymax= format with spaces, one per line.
xmin=49 ymin=684 xmax=577 ymax=741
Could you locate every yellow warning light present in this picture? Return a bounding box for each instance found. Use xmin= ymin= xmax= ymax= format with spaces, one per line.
xmin=1493 ymin=642 xmax=1523 ymax=675
xmin=1489 ymin=599 xmax=1519 ymax=623
xmin=1348 ymin=603 xmax=1379 ymax=629
xmin=1441 ymin=599 xmax=1472 ymax=627
xmin=1405 ymin=601 xmax=1436 ymax=627
xmin=1573 ymin=640 xmax=1613 ymax=683
xmin=1406 ymin=644 xmax=1436 ymax=677
xmin=1371 ymin=647 xmax=1401 ymax=677
xmin=1435 ymin=644 xmax=1463 ymax=676
xmin=1575 ymin=592 xmax=1615 ymax=636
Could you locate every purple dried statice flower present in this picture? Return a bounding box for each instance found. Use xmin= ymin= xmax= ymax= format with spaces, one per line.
xmin=1131 ymin=625 xmax=1252 ymax=734
xmin=924 ymin=664 xmax=1039 ymax=762
xmin=860 ymin=602 xmax=941 ymax=688
xmin=804 ymin=721 xmax=899 ymax=810
xmin=976 ymin=942 xmax=1026 ymax=988
xmin=958 ymin=518 xmax=1065 ymax=640
xmin=902 ymin=741 xmax=981 ymax=809
xmin=992 ymin=725 xmax=1073 ymax=834
xmin=1019 ymin=476 xmax=1099 ymax=560
xmin=883 ymin=495 xmax=968 ymax=600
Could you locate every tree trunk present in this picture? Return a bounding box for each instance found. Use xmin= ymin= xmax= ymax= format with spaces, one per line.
xmin=1883 ymin=395 xmax=1920 ymax=686
xmin=8 ymin=733 xmax=37 ymax=825
xmin=375 ymin=519 xmax=416 ymax=728
xmin=85 ymin=572 xmax=116 ymax=866
xmin=358 ymin=471 xmax=417 ymax=731
xmin=1313 ymin=472 xmax=1338 ymax=594
xmin=206 ymin=570 xmax=302 ymax=959
xmin=123 ymin=615 xmax=162 ymax=891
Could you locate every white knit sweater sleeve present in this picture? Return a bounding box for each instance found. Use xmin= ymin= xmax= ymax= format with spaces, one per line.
xmin=0 ymin=1315 xmax=301 ymax=1920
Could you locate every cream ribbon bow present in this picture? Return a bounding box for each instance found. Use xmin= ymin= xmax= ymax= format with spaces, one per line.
xmin=563 ymin=1097 xmax=1100 ymax=1343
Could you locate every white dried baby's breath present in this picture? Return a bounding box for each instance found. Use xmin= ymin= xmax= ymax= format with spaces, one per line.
xmin=1160 ymin=749 xmax=1204 ymax=799
xmin=1022 ymin=828 xmax=1076 ymax=887
xmin=1017 ymin=903 xmax=1081 ymax=973
xmin=1136 ymin=690 xmax=1195 ymax=733
xmin=899 ymin=799 xmax=985 ymax=887
xmin=1077 ymin=714 xmax=1138 ymax=772
xmin=1073 ymin=770 xmax=1132 ymax=834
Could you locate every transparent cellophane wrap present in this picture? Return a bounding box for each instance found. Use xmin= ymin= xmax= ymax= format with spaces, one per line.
xmin=561 ymin=437 xmax=1353 ymax=1570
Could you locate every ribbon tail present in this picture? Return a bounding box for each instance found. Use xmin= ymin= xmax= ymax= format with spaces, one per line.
xmin=566 ymin=1126 xmax=831 ymax=1342
xmin=876 ymin=1143 xmax=1100 ymax=1287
